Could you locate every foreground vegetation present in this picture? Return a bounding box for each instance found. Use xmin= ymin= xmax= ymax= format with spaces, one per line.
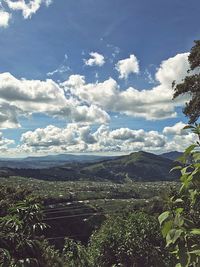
xmin=0 ymin=184 xmax=174 ymax=266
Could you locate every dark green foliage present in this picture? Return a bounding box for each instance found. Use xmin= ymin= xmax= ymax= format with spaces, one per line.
xmin=0 ymin=185 xmax=33 ymax=216
xmin=173 ymin=40 xmax=200 ymax=123
xmin=88 ymin=212 xmax=173 ymax=267
xmin=0 ymin=187 xmax=62 ymax=266
xmin=62 ymin=238 xmax=90 ymax=267
xmin=159 ymin=124 xmax=200 ymax=266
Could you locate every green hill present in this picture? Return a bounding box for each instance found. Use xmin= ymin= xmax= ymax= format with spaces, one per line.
xmin=81 ymin=151 xmax=178 ymax=182
xmin=0 ymin=151 xmax=179 ymax=182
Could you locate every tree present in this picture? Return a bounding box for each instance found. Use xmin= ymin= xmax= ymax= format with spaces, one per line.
xmin=159 ymin=124 xmax=200 ymax=267
xmin=0 ymin=189 xmax=63 ymax=267
xmin=173 ymin=40 xmax=200 ymax=123
xmin=88 ymin=212 xmax=173 ymax=267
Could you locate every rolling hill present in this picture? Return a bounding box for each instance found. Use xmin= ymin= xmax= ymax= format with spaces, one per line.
xmin=0 ymin=151 xmax=179 ymax=182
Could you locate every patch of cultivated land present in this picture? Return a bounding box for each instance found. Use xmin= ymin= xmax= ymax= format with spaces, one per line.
xmin=0 ymin=176 xmax=179 ymax=205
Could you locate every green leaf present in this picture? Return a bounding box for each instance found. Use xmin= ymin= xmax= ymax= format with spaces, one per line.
xmin=170 ymin=165 xmax=182 ymax=172
xmin=174 ymin=213 xmax=184 ymax=227
xmin=190 ymin=228 xmax=200 ymax=235
xmin=193 ymin=152 xmax=200 ymax=162
xmin=184 ymin=144 xmax=197 ymax=156
xmin=166 ymin=229 xmax=183 ymax=246
xmin=158 ymin=211 xmax=170 ymax=225
xmin=161 ymin=220 xmax=173 ymax=238
xmin=181 ymin=166 xmax=190 ymax=176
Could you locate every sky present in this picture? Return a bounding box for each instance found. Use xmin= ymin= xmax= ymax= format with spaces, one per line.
xmin=0 ymin=0 xmax=199 ymax=157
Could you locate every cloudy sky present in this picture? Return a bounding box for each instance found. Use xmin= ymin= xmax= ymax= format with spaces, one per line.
xmin=0 ymin=0 xmax=199 ymax=157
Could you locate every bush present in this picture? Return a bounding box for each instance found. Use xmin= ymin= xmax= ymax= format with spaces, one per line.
xmin=88 ymin=212 xmax=173 ymax=267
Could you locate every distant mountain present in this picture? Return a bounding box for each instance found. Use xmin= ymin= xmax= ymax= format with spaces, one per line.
xmin=160 ymin=151 xmax=183 ymax=161
xmin=0 ymin=154 xmax=116 ymax=169
xmin=24 ymin=154 xmax=110 ymax=162
xmin=80 ymin=151 xmax=179 ymax=182
xmin=0 ymin=151 xmax=179 ymax=182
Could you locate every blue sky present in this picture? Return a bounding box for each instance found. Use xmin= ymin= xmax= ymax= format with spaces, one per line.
xmin=0 ymin=0 xmax=199 ymax=156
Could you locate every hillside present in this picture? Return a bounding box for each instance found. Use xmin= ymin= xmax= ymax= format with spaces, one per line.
xmin=0 ymin=151 xmax=179 ymax=182
xmin=81 ymin=151 xmax=178 ymax=182
xmin=160 ymin=151 xmax=182 ymax=161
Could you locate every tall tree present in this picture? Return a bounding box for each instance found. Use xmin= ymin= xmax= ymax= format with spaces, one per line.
xmin=173 ymin=40 xmax=200 ymax=123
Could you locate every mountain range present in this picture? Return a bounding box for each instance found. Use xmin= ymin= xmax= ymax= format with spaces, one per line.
xmin=0 ymin=154 xmax=115 ymax=169
xmin=0 ymin=151 xmax=181 ymax=182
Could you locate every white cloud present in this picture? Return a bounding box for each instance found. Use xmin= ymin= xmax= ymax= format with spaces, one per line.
xmin=84 ymin=52 xmax=105 ymax=67
xmin=0 ymin=72 xmax=110 ymax=127
xmin=144 ymin=69 xmax=155 ymax=84
xmin=115 ymin=54 xmax=139 ymax=79
xmin=0 ymin=0 xmax=52 ymax=27
xmin=63 ymin=52 xmax=191 ymax=121
xmin=62 ymin=74 xmax=85 ymax=89
xmin=156 ymin=53 xmax=190 ymax=85
xmin=0 ymin=9 xmax=11 ymax=27
xmin=0 ymin=101 xmax=21 ymax=129
xmin=5 ymin=0 xmax=52 ymax=19
xmin=0 ymin=132 xmax=15 ymax=153
xmin=165 ymin=132 xmax=197 ymax=152
xmin=163 ymin=121 xmax=187 ymax=136
xmin=0 ymin=53 xmax=192 ymax=130
xmin=19 ymin=124 xmax=167 ymax=154
xmin=16 ymin=121 xmax=197 ymax=156
xmin=71 ymin=105 xmax=110 ymax=124
xmin=161 ymin=121 xmax=197 ymax=152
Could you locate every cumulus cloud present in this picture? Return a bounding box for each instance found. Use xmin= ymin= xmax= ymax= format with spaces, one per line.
xmin=20 ymin=124 xmax=91 ymax=154
xmin=156 ymin=53 xmax=190 ymax=86
xmin=0 ymin=132 xmax=15 ymax=153
xmin=17 ymin=121 xmax=197 ymax=156
xmin=0 ymin=0 xmax=52 ymax=27
xmin=5 ymin=0 xmax=52 ymax=19
xmin=0 ymin=72 xmax=110 ymax=127
xmin=63 ymin=52 xmax=191 ymax=120
xmin=84 ymin=52 xmax=105 ymax=67
xmin=0 ymin=51 xmax=196 ymax=156
xmin=163 ymin=121 xmax=187 ymax=136
xmin=19 ymin=124 xmax=168 ymax=154
xmin=0 ymin=101 xmax=21 ymax=129
xmin=115 ymin=54 xmax=139 ymax=79
xmin=161 ymin=121 xmax=197 ymax=152
xmin=0 ymin=9 xmax=11 ymax=27
xmin=0 ymin=52 xmax=192 ymax=130
xmin=62 ymin=74 xmax=85 ymax=89
xmin=165 ymin=132 xmax=197 ymax=152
